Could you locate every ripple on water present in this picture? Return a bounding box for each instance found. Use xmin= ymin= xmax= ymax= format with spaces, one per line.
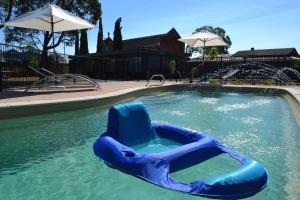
xmin=162 ymin=110 xmax=187 ymax=117
xmin=222 ymin=131 xmax=261 ymax=148
xmin=241 ymin=117 xmax=263 ymax=125
xmin=227 ymin=93 xmax=239 ymax=96
xmin=222 ymin=131 xmax=282 ymax=161
xmin=198 ymin=97 xmax=219 ymax=105
xmin=252 ymin=99 xmax=272 ymax=106
xmin=215 ymin=103 xmax=251 ymax=112
xmin=215 ymin=98 xmax=273 ymax=113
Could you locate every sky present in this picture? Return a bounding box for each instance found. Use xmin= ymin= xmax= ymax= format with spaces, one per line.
xmin=1 ymin=0 xmax=300 ymax=55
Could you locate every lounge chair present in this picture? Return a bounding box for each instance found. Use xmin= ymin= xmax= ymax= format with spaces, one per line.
xmin=25 ymin=66 xmax=100 ymax=92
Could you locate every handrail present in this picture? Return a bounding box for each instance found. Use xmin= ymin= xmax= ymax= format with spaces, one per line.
xmin=176 ymin=70 xmax=182 ymax=82
xmin=146 ymin=74 xmax=165 ymax=87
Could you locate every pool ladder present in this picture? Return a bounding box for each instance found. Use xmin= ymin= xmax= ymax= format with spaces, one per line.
xmin=146 ymin=74 xmax=165 ymax=87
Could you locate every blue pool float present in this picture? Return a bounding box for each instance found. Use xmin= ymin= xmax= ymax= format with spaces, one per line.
xmin=93 ymin=102 xmax=268 ymax=199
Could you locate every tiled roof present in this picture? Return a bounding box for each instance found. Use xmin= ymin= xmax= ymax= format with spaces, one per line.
xmin=123 ymin=33 xmax=166 ymax=49
xmin=233 ymin=48 xmax=299 ymax=57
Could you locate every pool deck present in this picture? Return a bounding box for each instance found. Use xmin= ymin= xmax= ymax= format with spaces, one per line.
xmin=0 ymin=80 xmax=182 ymax=107
xmin=1 ymin=81 xmax=300 ymax=110
xmin=224 ymin=84 xmax=300 ymax=103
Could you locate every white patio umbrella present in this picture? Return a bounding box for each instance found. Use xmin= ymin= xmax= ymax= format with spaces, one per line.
xmin=3 ymin=4 xmax=95 ymax=61
xmin=3 ymin=4 xmax=95 ymax=32
xmin=178 ymin=31 xmax=227 ymax=61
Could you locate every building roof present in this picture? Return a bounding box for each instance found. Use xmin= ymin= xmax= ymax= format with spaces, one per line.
xmin=232 ymin=48 xmax=299 ymax=57
xmin=123 ymin=33 xmax=165 ymax=50
xmin=82 ymin=28 xmax=184 ymax=58
xmin=119 ymin=28 xmax=180 ymax=50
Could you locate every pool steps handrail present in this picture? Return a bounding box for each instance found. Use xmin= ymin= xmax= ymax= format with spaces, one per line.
xmin=176 ymin=70 xmax=182 ymax=82
xmin=146 ymin=74 xmax=165 ymax=87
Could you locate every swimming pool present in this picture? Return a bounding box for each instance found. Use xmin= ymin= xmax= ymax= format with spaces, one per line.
xmin=0 ymin=88 xmax=299 ymax=199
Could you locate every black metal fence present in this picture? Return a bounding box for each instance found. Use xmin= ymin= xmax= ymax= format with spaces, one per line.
xmin=1 ymin=42 xmax=300 ymax=91
xmin=185 ymin=56 xmax=298 ymax=77
xmin=0 ymin=43 xmax=69 ymax=91
xmin=69 ymin=48 xmax=186 ymax=81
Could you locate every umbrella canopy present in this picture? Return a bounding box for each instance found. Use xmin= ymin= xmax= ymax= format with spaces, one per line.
xmin=178 ymin=31 xmax=227 ymax=48
xmin=3 ymin=4 xmax=95 ymax=32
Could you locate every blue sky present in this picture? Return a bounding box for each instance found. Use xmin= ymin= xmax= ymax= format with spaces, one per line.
xmin=1 ymin=0 xmax=300 ymax=55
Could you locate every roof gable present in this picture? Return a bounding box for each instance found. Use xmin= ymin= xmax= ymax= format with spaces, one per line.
xmin=166 ymin=27 xmax=181 ymax=39
xmin=123 ymin=33 xmax=165 ymax=50
xmin=122 ymin=28 xmax=181 ymax=50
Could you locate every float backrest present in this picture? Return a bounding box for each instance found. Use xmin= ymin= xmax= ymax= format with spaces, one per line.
xmin=107 ymin=102 xmax=156 ymax=146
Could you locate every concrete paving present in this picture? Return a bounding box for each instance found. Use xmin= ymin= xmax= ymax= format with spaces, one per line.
xmin=0 ymin=80 xmax=180 ymax=105
xmin=1 ymin=81 xmax=300 ymax=108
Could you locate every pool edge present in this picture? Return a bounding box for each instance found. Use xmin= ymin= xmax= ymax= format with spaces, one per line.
xmin=0 ymin=84 xmax=188 ymax=119
xmin=1 ymin=84 xmax=300 ymax=123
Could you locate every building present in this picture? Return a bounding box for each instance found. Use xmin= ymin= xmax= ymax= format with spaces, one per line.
xmin=230 ymin=48 xmax=299 ymax=68
xmin=69 ymin=28 xmax=186 ymax=80
xmin=233 ymin=48 xmax=299 ymax=58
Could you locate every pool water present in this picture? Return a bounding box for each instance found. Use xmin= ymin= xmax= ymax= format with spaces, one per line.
xmin=0 ymin=90 xmax=300 ymax=200
xmin=132 ymin=137 xmax=183 ymax=153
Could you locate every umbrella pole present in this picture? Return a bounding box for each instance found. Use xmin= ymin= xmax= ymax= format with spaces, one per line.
xmin=200 ymin=40 xmax=206 ymax=78
xmin=202 ymin=40 xmax=205 ymax=63
xmin=51 ymin=15 xmax=56 ymax=71
xmin=202 ymin=39 xmax=207 ymax=65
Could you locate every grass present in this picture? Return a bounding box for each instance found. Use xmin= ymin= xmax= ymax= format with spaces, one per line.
xmin=208 ymin=79 xmax=221 ymax=85
xmin=3 ymin=76 xmax=39 ymax=82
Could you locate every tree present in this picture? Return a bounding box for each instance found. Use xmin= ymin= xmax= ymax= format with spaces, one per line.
xmin=193 ymin=25 xmax=232 ymax=54
xmin=96 ymin=3 xmax=103 ymax=53
xmin=2 ymin=0 xmax=100 ymax=67
xmin=74 ymin=30 xmax=79 ymax=55
xmin=208 ymin=47 xmax=219 ymax=60
xmin=0 ymin=0 xmax=14 ymax=30
xmin=79 ymin=29 xmax=89 ymax=54
xmin=113 ymin=17 xmax=123 ymax=50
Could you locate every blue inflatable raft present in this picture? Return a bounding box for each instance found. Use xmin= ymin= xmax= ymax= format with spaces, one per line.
xmin=93 ymin=102 xmax=268 ymax=199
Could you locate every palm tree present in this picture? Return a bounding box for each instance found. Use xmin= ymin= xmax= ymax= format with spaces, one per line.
xmin=208 ymin=47 xmax=219 ymax=60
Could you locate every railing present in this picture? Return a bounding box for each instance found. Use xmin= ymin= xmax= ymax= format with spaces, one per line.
xmin=146 ymin=74 xmax=165 ymax=87
xmin=176 ymin=70 xmax=182 ymax=82
xmin=0 ymin=43 xmax=70 ymax=91
xmin=0 ymin=61 xmax=39 ymax=91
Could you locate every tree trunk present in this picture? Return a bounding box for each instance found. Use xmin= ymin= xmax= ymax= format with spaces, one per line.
xmin=75 ymin=30 xmax=79 ymax=55
xmin=79 ymin=30 xmax=89 ymax=54
xmin=40 ymin=47 xmax=48 ymax=69
xmin=40 ymin=32 xmax=50 ymax=69
xmin=0 ymin=0 xmax=14 ymax=30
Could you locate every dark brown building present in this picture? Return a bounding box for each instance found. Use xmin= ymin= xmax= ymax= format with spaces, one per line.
xmin=233 ymin=48 xmax=299 ymax=58
xmin=69 ymin=28 xmax=186 ymax=80
xmin=230 ymin=48 xmax=299 ymax=67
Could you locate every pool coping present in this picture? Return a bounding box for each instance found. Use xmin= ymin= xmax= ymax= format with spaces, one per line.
xmin=1 ymin=84 xmax=300 ymax=122
xmin=0 ymin=84 xmax=189 ymax=119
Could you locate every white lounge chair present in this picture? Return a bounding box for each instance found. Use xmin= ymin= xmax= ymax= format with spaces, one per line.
xmin=25 ymin=66 xmax=100 ymax=92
